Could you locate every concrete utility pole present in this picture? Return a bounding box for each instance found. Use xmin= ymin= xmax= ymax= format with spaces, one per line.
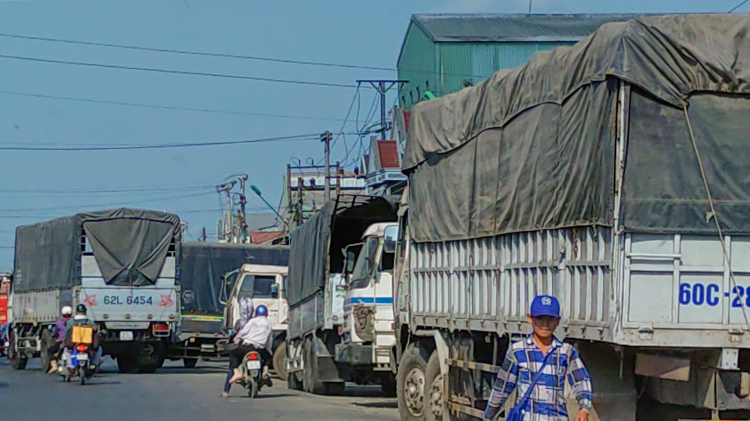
xmin=321 ymin=131 xmax=333 ymax=200
xmin=357 ymin=80 xmax=408 ymax=140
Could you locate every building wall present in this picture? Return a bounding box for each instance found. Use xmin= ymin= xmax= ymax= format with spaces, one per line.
xmin=397 ymin=25 xmax=437 ymax=109
xmin=398 ymin=25 xmax=575 ymax=108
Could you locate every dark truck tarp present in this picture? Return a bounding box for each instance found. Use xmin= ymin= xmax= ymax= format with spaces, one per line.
xmin=13 ymin=208 xmax=181 ymax=292
xmin=287 ymin=195 xmax=397 ymax=308
xmin=180 ymin=242 xmax=290 ymax=315
xmin=404 ymin=14 xmax=750 ymax=243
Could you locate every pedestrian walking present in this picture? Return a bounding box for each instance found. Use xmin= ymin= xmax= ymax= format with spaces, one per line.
xmin=484 ymin=295 xmax=592 ymax=421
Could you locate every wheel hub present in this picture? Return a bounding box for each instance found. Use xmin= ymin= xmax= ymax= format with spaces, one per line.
xmin=429 ymin=374 xmax=443 ymax=419
xmin=404 ymin=367 xmax=426 ymax=417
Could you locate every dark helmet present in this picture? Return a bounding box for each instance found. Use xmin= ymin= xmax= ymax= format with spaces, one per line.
xmin=76 ymin=304 xmax=87 ymax=314
xmin=255 ymin=305 xmax=268 ymax=318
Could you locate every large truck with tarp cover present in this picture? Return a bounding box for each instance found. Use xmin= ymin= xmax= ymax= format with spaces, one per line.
xmin=393 ymin=14 xmax=750 ymax=421
xmin=170 ymin=242 xmax=289 ymax=372
xmin=285 ymin=194 xmax=397 ymax=394
xmin=7 ymin=208 xmax=181 ymax=374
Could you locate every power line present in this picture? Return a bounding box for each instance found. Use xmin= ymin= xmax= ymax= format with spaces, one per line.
xmin=0 ymin=89 xmax=348 ymax=122
xmin=730 ymin=0 xmax=750 ymax=12
xmin=0 ymin=184 xmax=215 ymax=195
xmin=0 ymin=53 xmax=357 ymax=88
xmin=0 ymin=191 xmax=215 ymax=213
xmin=0 ymin=133 xmax=318 ymax=151
xmin=0 ymin=32 xmax=394 ymax=72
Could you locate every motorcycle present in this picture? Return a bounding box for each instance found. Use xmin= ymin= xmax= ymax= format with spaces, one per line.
xmin=59 ymin=343 xmax=95 ymax=385
xmin=238 ymin=350 xmax=269 ymax=398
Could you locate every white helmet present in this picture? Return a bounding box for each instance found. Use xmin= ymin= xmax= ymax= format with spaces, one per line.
xmin=61 ymin=306 xmax=73 ymax=316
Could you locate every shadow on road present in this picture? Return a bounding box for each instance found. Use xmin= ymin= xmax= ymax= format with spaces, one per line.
xmin=352 ymin=401 xmax=398 ymax=409
xmin=0 ymin=382 xmax=8 ymax=388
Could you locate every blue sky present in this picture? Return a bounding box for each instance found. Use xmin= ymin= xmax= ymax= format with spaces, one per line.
xmin=0 ymin=0 xmax=744 ymax=271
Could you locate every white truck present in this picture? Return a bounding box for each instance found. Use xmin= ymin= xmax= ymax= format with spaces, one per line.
xmin=394 ymin=15 xmax=750 ymax=421
xmin=336 ymin=222 xmax=400 ymax=395
xmin=285 ymin=194 xmax=397 ymax=394
xmin=7 ymin=208 xmax=181 ymax=374
xmin=223 ymin=262 xmax=290 ymax=380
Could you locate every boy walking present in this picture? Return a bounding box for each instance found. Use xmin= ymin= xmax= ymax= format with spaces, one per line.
xmin=484 ymin=295 xmax=592 ymax=421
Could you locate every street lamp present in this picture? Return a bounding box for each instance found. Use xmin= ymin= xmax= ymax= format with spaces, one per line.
xmin=250 ymin=185 xmax=288 ymax=227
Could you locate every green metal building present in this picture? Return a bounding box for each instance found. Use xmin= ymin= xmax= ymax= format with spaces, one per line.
xmin=397 ymin=14 xmax=639 ymax=108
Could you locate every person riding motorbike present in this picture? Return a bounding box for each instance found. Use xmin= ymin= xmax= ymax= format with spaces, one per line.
xmin=47 ymin=306 xmax=73 ymax=373
xmin=221 ymin=304 xmax=273 ymax=397
xmin=62 ymin=304 xmax=103 ymax=372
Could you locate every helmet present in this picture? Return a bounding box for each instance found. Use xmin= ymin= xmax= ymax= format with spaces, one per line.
xmin=61 ymin=306 xmax=73 ymax=316
xmin=76 ymin=304 xmax=87 ymax=314
xmin=255 ymin=305 xmax=268 ymax=318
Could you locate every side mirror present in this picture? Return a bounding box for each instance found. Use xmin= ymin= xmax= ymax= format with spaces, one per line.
xmin=345 ymin=251 xmax=356 ymax=274
xmin=383 ymin=238 xmax=396 ymax=254
xmin=271 ymin=284 xmax=279 ymax=299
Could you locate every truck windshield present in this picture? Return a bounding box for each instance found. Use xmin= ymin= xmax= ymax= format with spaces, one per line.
xmin=239 ymin=275 xmax=277 ymax=299
xmin=350 ymin=237 xmax=379 ymax=288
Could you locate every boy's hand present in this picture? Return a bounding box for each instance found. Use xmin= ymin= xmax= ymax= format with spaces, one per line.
xmin=575 ymin=410 xmax=589 ymax=421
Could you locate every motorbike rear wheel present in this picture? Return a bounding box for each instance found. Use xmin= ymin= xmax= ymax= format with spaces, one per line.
xmin=247 ymin=377 xmax=259 ymax=398
xmin=80 ymin=372 xmax=86 ymax=385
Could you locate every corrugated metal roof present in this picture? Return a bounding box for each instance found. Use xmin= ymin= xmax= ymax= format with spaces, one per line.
xmin=411 ymin=14 xmax=643 ymax=43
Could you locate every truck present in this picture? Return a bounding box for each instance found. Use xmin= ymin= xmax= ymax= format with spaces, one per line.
xmin=0 ymin=273 xmax=10 ymax=356
xmin=336 ymin=222 xmax=400 ymax=395
xmin=393 ymin=15 xmax=750 ymax=421
xmin=223 ymin=257 xmax=290 ymax=379
xmin=7 ymin=208 xmax=181 ymax=374
xmin=169 ymin=242 xmax=289 ymax=370
xmin=285 ymin=194 xmax=397 ymax=394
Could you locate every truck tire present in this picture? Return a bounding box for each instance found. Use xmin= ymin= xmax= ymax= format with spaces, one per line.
xmin=397 ymin=342 xmax=430 ymax=421
xmin=302 ymin=336 xmax=327 ymax=395
xmin=272 ymin=341 xmax=288 ymax=381
xmin=424 ymin=351 xmax=444 ymax=421
xmin=40 ymin=330 xmax=53 ymax=373
xmin=117 ymin=355 xmax=138 ymax=374
xmin=183 ymin=358 xmax=198 ymax=368
xmin=8 ymin=330 xmax=27 ymax=371
xmin=287 ymin=370 xmax=303 ymax=391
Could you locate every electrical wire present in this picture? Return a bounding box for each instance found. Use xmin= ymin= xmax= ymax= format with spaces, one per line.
xmin=0 ymin=32 xmax=394 ymax=72
xmin=0 ymin=184 xmax=215 ymax=195
xmin=730 ymin=0 xmax=750 ymax=12
xmin=0 ymin=133 xmax=318 ymax=151
xmin=0 ymin=53 xmax=357 ymax=88
xmin=316 ymin=85 xmax=361 ymax=165
xmin=0 ymin=191 xmax=216 ymax=213
xmin=0 ymin=89 xmax=348 ymax=122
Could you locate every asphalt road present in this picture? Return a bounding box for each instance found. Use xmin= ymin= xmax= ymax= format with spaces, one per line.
xmin=0 ymin=357 xmax=400 ymax=421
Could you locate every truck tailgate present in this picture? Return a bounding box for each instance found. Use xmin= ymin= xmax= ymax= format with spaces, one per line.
xmin=78 ymin=286 xmax=178 ymax=323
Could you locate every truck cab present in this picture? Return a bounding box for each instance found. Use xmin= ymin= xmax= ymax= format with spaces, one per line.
xmin=225 ymin=263 xmax=289 ymax=380
xmin=336 ymin=222 xmax=399 ymax=393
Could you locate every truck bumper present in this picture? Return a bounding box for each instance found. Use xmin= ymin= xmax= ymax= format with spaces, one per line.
xmin=335 ymin=343 xmax=372 ymax=366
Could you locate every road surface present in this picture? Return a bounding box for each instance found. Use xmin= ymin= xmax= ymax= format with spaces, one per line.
xmin=1 ymin=357 xmax=399 ymax=421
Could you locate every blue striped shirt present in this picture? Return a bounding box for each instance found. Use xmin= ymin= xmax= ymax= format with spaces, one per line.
xmin=484 ymin=336 xmax=592 ymax=421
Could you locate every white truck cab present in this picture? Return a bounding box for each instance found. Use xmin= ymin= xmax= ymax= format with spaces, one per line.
xmin=336 ymin=222 xmax=399 ymax=393
xmin=225 ymin=263 xmax=289 ymax=380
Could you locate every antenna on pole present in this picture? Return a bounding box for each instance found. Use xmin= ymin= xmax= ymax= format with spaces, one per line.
xmin=528 ymin=0 xmax=533 ymax=15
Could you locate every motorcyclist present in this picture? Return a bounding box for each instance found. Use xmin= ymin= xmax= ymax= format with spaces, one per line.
xmin=47 ymin=306 xmax=73 ymax=373
xmin=62 ymin=304 xmax=103 ymax=372
xmin=221 ymin=304 xmax=273 ymax=397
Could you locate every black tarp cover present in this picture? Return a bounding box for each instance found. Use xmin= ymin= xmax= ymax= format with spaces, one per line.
xmin=180 ymin=242 xmax=289 ymax=315
xmin=14 ymin=208 xmax=181 ymax=292
xmin=287 ymin=195 xmax=397 ymax=308
xmin=404 ymin=14 xmax=750 ymax=243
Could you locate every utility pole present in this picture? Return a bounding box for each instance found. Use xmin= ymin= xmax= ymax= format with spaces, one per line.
xmin=357 ymin=80 xmax=408 ymax=140
xmin=296 ymin=177 xmax=304 ymax=227
xmin=321 ymin=131 xmax=333 ymax=200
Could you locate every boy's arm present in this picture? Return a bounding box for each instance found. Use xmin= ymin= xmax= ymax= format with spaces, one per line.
xmin=567 ymin=347 xmax=593 ymax=413
xmin=484 ymin=348 xmax=519 ymax=420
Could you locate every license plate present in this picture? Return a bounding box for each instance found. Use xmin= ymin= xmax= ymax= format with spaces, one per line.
xmin=246 ymin=360 xmax=261 ymax=370
xmin=120 ymin=331 xmax=133 ymax=341
xmin=76 ymin=353 xmax=89 ymax=361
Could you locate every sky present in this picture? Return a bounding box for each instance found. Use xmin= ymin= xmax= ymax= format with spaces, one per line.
xmin=0 ymin=0 xmax=746 ymax=271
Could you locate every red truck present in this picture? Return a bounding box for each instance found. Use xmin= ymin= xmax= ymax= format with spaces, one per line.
xmin=0 ymin=273 xmax=10 ymax=356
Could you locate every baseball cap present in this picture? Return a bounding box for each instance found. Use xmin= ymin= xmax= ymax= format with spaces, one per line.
xmin=530 ymin=295 xmax=561 ymax=319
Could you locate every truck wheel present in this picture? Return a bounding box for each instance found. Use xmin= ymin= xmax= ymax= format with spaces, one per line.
xmin=424 ymin=351 xmax=444 ymax=421
xmin=8 ymin=330 xmax=27 ymax=371
xmin=397 ymin=343 xmax=430 ymax=421
xmin=40 ymin=330 xmax=53 ymax=373
xmin=287 ymin=371 xmax=303 ymax=391
xmin=272 ymin=342 xmax=288 ymax=381
xmin=302 ymin=336 xmax=327 ymax=394
xmin=183 ymin=358 xmax=198 ymax=368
